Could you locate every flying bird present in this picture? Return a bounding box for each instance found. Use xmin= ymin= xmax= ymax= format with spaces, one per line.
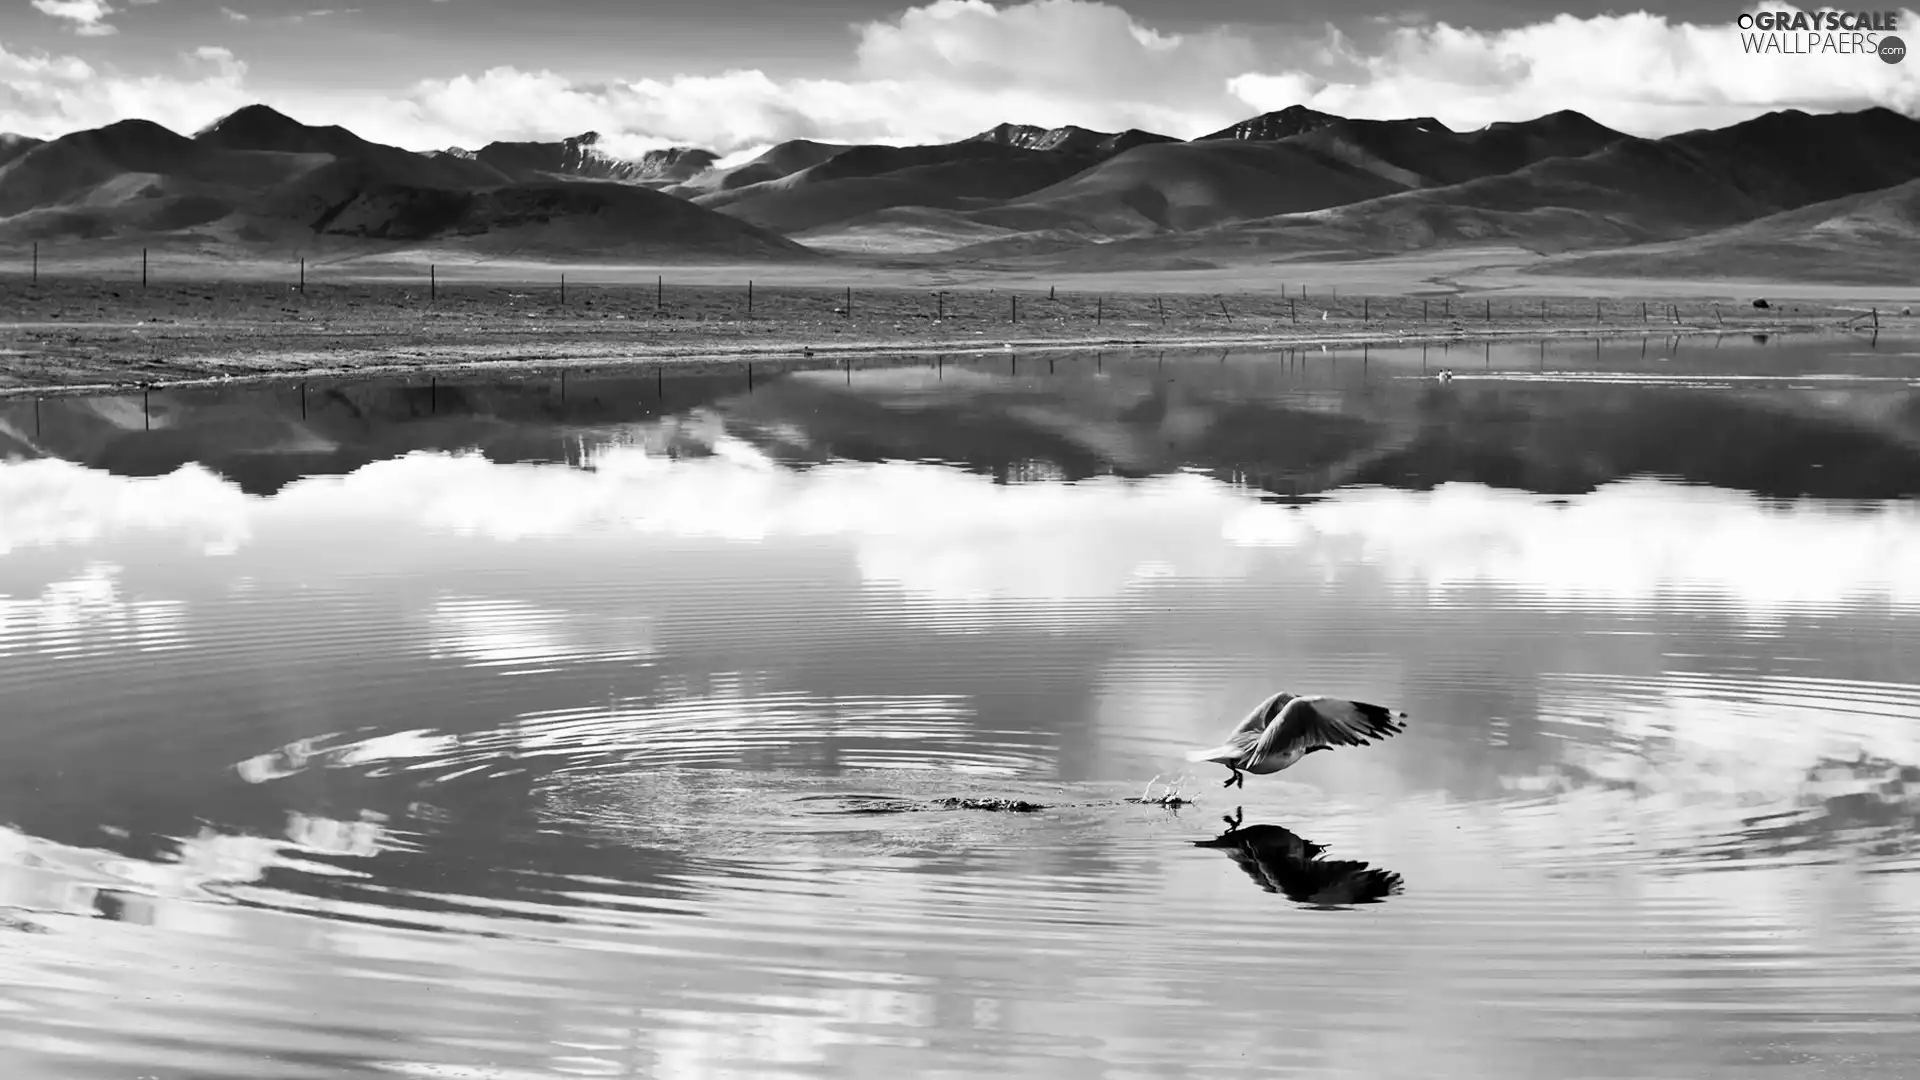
xmin=1194 ymin=808 xmax=1403 ymax=906
xmin=1186 ymin=691 xmax=1407 ymax=788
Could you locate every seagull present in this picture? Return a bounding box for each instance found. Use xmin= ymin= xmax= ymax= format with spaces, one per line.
xmin=1436 ymin=369 xmax=1454 ymax=382
xmin=1194 ymin=808 xmax=1403 ymax=906
xmin=1186 ymin=691 xmax=1408 ymax=789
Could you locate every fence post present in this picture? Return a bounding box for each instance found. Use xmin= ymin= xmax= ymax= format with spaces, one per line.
xmin=846 ymin=286 xmax=852 ymax=317
xmin=32 ymin=241 xmax=38 ymax=284
xmin=560 ymin=273 xmax=566 ymax=306
xmin=1485 ymin=299 xmax=1491 ymax=322
xmin=142 ymin=247 xmax=148 ymax=288
xmin=430 ymin=264 xmax=436 ymax=301
xmin=748 ymin=280 xmax=753 ymax=315
xmin=299 ymin=256 xmax=305 ymax=294
xmin=1363 ymin=297 xmax=1369 ymax=321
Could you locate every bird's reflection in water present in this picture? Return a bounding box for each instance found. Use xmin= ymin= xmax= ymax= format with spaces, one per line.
xmin=1193 ymin=807 xmax=1404 ymax=908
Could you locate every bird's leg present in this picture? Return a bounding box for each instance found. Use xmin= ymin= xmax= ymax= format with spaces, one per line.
xmin=1231 ymin=768 xmax=1246 ymax=790
xmin=1222 ymin=805 xmax=1243 ymax=831
xmin=1221 ymin=765 xmax=1243 ymax=789
xmin=1140 ymin=774 xmax=1164 ymax=802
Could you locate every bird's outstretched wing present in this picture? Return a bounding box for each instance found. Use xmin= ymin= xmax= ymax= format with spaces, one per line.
xmin=1273 ymin=859 xmax=1404 ymax=906
xmin=1224 ymin=691 xmax=1295 ymax=740
xmin=1196 ymin=824 xmax=1403 ymax=905
xmin=1251 ymin=695 xmax=1407 ymax=759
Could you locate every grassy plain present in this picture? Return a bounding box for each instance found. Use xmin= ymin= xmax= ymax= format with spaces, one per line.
xmin=1 ymin=246 xmax=1911 ymax=392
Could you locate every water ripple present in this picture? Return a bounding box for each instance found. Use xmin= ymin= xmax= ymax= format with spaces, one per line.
xmin=5 ymin=355 xmax=1920 ymax=1079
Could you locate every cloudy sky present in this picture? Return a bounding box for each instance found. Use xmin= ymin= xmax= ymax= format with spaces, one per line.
xmin=0 ymin=0 xmax=1916 ymax=156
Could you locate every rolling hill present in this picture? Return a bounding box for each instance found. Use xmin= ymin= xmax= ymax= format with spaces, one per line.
xmin=454 ymin=131 xmax=719 ymax=186
xmin=692 ymin=122 xmax=1184 ymax=234
xmin=0 ymin=133 xmax=46 ymax=169
xmin=975 ymin=105 xmax=1920 ymax=267
xmin=672 ymin=139 xmax=853 ymax=194
xmin=1 ymin=101 xmax=1917 ymax=273
xmin=974 ymin=139 xmax=1408 ymax=236
xmin=1296 ymin=106 xmax=1920 ymax=252
xmin=0 ymin=117 xmax=330 ymax=240
xmin=1201 ymin=105 xmax=1627 ymax=187
xmin=1534 ymin=177 xmax=1920 ymax=284
xmin=968 ymin=122 xmax=1176 ymax=157
xmin=777 ymin=108 xmax=1632 ymax=251
xmin=0 ymin=106 xmax=811 ymax=258
xmin=252 ymin=164 xmax=810 ymax=255
xmin=689 ymin=130 xmax=1160 ymax=235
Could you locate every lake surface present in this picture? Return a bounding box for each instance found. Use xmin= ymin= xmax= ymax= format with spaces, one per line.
xmin=3 ymin=333 xmax=1920 ymax=1079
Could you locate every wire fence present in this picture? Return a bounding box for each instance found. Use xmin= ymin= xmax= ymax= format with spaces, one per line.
xmin=1 ymin=251 xmax=1887 ymax=330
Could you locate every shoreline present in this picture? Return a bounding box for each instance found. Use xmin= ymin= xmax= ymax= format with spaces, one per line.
xmin=0 ymin=276 xmax=1896 ymax=396
xmin=0 ymin=321 xmax=1853 ymax=398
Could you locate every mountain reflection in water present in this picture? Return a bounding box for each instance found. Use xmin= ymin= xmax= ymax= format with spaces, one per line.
xmin=1 ymin=336 xmax=1918 ymax=1080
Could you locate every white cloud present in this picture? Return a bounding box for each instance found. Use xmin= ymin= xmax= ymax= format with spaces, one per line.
xmin=31 ymin=0 xmax=119 ymax=36
xmin=372 ymin=1 xmax=1920 ymax=152
xmin=3 ymin=1 xmax=1917 ymax=153
xmin=855 ymin=0 xmax=1256 ymax=110
xmin=388 ymin=0 xmax=1254 ymax=156
xmin=6 ymin=448 xmax=1920 ymax=625
xmin=1222 ymin=478 xmax=1920 ymax=616
xmin=0 ymin=41 xmax=251 ymax=138
xmin=1230 ymin=4 xmax=1920 ymax=137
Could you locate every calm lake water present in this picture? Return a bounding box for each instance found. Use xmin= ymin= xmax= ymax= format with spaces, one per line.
xmin=3 ymin=333 xmax=1920 ymax=1079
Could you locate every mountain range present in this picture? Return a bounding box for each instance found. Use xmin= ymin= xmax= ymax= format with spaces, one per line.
xmin=1 ymin=102 xmax=1917 ymax=276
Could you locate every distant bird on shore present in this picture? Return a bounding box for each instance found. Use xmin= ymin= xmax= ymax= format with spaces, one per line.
xmin=1186 ymin=691 xmax=1408 ymax=789
xmin=1436 ymin=369 xmax=1454 ymax=382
